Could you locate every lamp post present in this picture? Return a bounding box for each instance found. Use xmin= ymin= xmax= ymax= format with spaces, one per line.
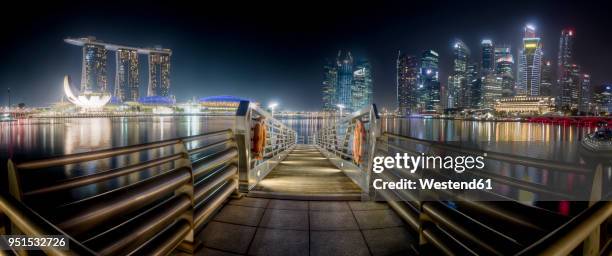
xmin=268 ymin=102 xmax=278 ymax=118
xmin=336 ymin=104 xmax=345 ymax=118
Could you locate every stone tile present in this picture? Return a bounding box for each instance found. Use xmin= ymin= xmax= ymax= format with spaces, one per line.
xmin=248 ymin=228 xmax=309 ymax=256
xmin=348 ymin=201 xmax=389 ymax=211
xmin=259 ymin=209 xmax=309 ymax=230
xmin=199 ymin=221 xmax=256 ymax=254
xmin=213 ymin=205 xmax=265 ymax=226
xmin=228 ymin=197 xmax=270 ymax=208
xmin=310 ymin=211 xmax=359 ymax=230
xmin=353 ymin=209 xmax=404 ymax=230
xmin=267 ymin=199 xmax=309 ymax=210
xmin=199 ymin=247 xmax=242 ymax=256
xmin=362 ymin=227 xmax=416 ymax=256
xmin=310 ymin=230 xmax=370 ymax=256
xmin=309 ymin=201 xmax=350 ymax=211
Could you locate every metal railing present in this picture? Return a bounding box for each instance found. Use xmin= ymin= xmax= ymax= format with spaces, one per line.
xmin=0 ymin=100 xmax=298 ymax=255
xmin=374 ymin=125 xmax=610 ymax=255
xmin=235 ymin=101 xmax=297 ymax=192
xmin=313 ymin=105 xmax=380 ymax=196
xmin=314 ymin=109 xmax=611 ymax=255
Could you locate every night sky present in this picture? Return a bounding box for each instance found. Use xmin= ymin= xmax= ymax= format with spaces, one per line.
xmin=2 ymin=1 xmax=611 ymax=111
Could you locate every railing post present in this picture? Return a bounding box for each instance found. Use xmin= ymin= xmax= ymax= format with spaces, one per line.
xmin=174 ymin=139 xmax=197 ymax=252
xmin=363 ymin=104 xmax=381 ymax=199
xmin=235 ymin=101 xmax=252 ymax=193
xmin=583 ymin=164 xmax=603 ymax=256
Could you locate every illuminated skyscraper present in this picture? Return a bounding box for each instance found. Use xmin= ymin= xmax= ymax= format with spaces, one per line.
xmin=397 ymin=53 xmax=419 ymax=114
xmin=481 ymin=39 xmax=494 ymax=73
xmin=482 ymin=73 xmax=502 ymax=108
xmin=321 ymin=51 xmax=373 ymax=113
xmin=579 ymin=74 xmax=591 ymax=113
xmin=517 ymin=24 xmax=543 ymax=96
xmin=540 ymin=60 xmax=554 ymax=97
xmin=322 ymin=60 xmax=338 ymax=112
xmin=494 ymin=45 xmax=514 ymax=97
xmin=448 ymin=40 xmax=470 ymax=108
xmin=335 ymin=51 xmax=354 ymax=112
xmin=114 ymin=49 xmax=139 ymax=101
xmin=418 ymin=50 xmax=440 ymax=113
xmin=467 ymin=63 xmax=482 ymax=108
xmin=352 ymin=61 xmax=373 ymax=111
xmin=148 ymin=52 xmax=171 ymax=97
xmin=560 ymin=64 xmax=581 ymax=109
xmin=557 ymin=29 xmax=575 ymax=81
xmin=81 ymin=43 xmax=108 ymax=93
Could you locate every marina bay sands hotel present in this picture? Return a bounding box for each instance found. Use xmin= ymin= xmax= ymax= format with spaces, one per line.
xmin=65 ymin=37 xmax=172 ymax=102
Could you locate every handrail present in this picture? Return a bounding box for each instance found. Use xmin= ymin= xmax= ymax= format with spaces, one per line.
xmin=0 ymin=193 xmax=97 ymax=256
xmin=384 ymin=132 xmax=592 ymax=173
xmin=516 ymin=201 xmax=612 ymax=256
xmin=3 ymin=128 xmax=242 ymax=255
xmin=15 ymin=129 xmax=233 ymax=170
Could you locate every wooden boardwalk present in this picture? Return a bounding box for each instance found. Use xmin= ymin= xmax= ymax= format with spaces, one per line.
xmin=249 ymin=145 xmax=362 ymax=200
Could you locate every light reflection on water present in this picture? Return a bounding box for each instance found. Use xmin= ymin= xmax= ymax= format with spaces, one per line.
xmin=1 ymin=116 xmax=610 ymax=214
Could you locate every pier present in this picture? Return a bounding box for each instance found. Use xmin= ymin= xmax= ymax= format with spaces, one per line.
xmin=0 ymin=101 xmax=610 ymax=255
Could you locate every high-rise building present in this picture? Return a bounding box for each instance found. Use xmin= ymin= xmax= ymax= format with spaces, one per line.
xmin=114 ymin=49 xmax=139 ymax=101
xmin=494 ymin=45 xmax=514 ymax=97
xmin=418 ymin=50 xmax=440 ymax=113
xmin=594 ymin=84 xmax=612 ymax=114
xmin=481 ymin=39 xmax=495 ymax=73
xmin=322 ymin=60 xmax=338 ymax=112
xmin=540 ymin=60 xmax=554 ymax=97
xmin=557 ymin=29 xmax=575 ymax=81
xmin=336 ymin=51 xmax=354 ymax=112
xmin=579 ymin=74 xmax=591 ymax=113
xmin=517 ymin=25 xmax=543 ymax=96
xmin=482 ymin=73 xmax=502 ymax=108
xmin=467 ymin=63 xmax=482 ymax=108
xmin=148 ymin=52 xmax=171 ymax=97
xmin=352 ymin=61 xmax=373 ymax=111
xmin=448 ymin=40 xmax=470 ymax=109
xmin=560 ymin=64 xmax=581 ymax=110
xmin=81 ymin=43 xmax=108 ymax=93
xmin=396 ymin=53 xmax=419 ymax=114
xmin=321 ymin=51 xmax=373 ymax=113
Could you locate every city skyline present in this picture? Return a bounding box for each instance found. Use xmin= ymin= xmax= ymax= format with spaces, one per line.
xmin=2 ymin=1 xmax=612 ymax=111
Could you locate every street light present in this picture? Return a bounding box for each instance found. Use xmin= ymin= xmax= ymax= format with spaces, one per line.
xmin=336 ymin=104 xmax=345 ymax=118
xmin=268 ymin=102 xmax=278 ymax=117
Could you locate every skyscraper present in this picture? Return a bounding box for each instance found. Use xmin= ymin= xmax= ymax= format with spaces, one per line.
xmin=560 ymin=64 xmax=581 ymax=109
xmin=540 ymin=60 xmax=554 ymax=97
xmin=148 ymin=52 xmax=171 ymax=97
xmin=322 ymin=60 xmax=338 ymax=112
xmin=418 ymin=50 xmax=440 ymax=113
xmin=352 ymin=61 xmax=373 ymax=111
xmin=482 ymin=73 xmax=502 ymax=108
xmin=336 ymin=51 xmax=354 ymax=112
xmin=467 ymin=63 xmax=482 ymax=108
xmin=557 ymin=29 xmax=575 ymax=81
xmin=448 ymin=40 xmax=470 ymax=109
xmin=579 ymin=74 xmax=591 ymax=113
xmin=481 ymin=39 xmax=495 ymax=73
xmin=494 ymin=45 xmax=514 ymax=97
xmin=81 ymin=43 xmax=108 ymax=93
xmin=517 ymin=25 xmax=543 ymax=96
xmin=114 ymin=49 xmax=139 ymax=101
xmin=396 ymin=53 xmax=419 ymax=114
xmin=321 ymin=51 xmax=373 ymax=113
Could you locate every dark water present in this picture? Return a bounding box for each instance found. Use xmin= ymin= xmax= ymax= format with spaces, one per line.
xmin=1 ymin=116 xmax=610 ymax=215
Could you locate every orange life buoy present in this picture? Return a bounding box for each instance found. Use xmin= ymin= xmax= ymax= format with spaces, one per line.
xmin=352 ymin=120 xmax=366 ymax=164
xmin=252 ymin=121 xmax=267 ymax=160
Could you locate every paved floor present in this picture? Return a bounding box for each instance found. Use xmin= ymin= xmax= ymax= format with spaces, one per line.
xmin=251 ymin=145 xmax=362 ymax=198
xmin=198 ymin=197 xmax=417 ymax=256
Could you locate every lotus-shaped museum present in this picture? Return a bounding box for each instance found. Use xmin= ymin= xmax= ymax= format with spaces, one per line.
xmin=63 ymin=75 xmax=111 ymax=109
